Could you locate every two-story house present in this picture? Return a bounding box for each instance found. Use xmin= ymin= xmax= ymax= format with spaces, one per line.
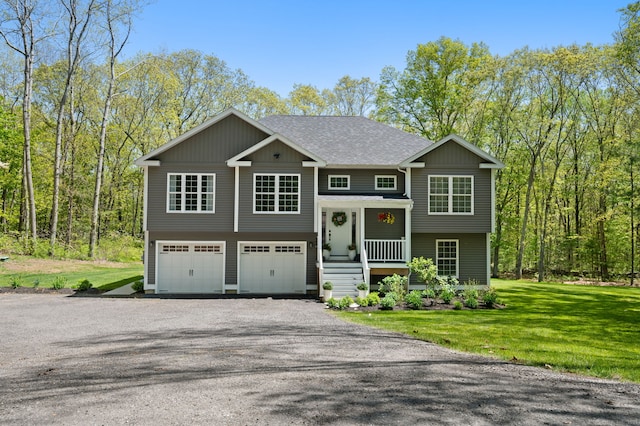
xmin=135 ymin=108 xmax=503 ymax=296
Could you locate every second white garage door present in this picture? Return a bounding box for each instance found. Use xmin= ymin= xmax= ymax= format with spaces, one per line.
xmin=239 ymin=242 xmax=306 ymax=294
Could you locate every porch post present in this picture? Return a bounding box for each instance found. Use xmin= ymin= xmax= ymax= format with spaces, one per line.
xmin=405 ymin=204 xmax=411 ymax=262
xmin=360 ymin=206 xmax=366 ymax=252
xmin=313 ymin=167 xmax=318 ymax=233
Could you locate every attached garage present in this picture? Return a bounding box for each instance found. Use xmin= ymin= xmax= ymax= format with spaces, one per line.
xmin=238 ymin=242 xmax=306 ymax=294
xmin=156 ymin=241 xmax=225 ymax=294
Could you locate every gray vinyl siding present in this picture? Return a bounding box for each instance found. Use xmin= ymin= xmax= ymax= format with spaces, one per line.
xmin=147 ymin=231 xmax=317 ymax=286
xmin=319 ymin=169 xmax=404 ymax=194
xmin=411 ymin=141 xmax=492 ymax=233
xmin=364 ymin=208 xmax=405 ymax=239
xmin=411 ymin=233 xmax=488 ymax=285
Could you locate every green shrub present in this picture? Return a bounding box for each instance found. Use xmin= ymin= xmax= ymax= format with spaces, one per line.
xmin=378 ymin=274 xmax=407 ymax=300
xmin=379 ymin=294 xmax=396 ymax=310
xmin=76 ymin=279 xmax=93 ymax=292
xmin=453 ymin=300 xmax=463 ymax=310
xmin=322 ymin=281 xmax=333 ymax=290
xmin=355 ymin=296 xmax=369 ymax=307
xmin=326 ymin=297 xmax=339 ymax=308
xmin=441 ymin=285 xmax=455 ymax=304
xmin=51 ymin=276 xmax=67 ymax=290
xmin=407 ymin=256 xmax=438 ymax=288
xmin=131 ymin=280 xmax=144 ymax=292
xmin=422 ymin=288 xmax=436 ymax=299
xmin=405 ymin=290 xmax=424 ymax=309
xmin=356 ymin=282 xmax=368 ymax=291
xmin=339 ymin=295 xmax=354 ymax=310
xmin=482 ymin=287 xmax=498 ymax=307
xmin=465 ymin=296 xmax=479 ymax=309
xmin=9 ymin=275 xmax=23 ymax=289
xmin=32 ymin=279 xmax=40 ymax=288
xmin=366 ymin=292 xmax=381 ymax=306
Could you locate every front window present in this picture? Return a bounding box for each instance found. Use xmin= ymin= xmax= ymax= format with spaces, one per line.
xmin=167 ymin=173 xmax=215 ymax=213
xmin=436 ymin=239 xmax=458 ymax=277
xmin=254 ymin=174 xmax=300 ymax=213
xmin=429 ymin=175 xmax=473 ymax=214
xmin=375 ymin=175 xmax=397 ymax=190
xmin=328 ymin=175 xmax=350 ymax=190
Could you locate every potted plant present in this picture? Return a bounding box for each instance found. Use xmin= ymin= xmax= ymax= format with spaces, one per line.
xmin=348 ymin=243 xmax=357 ymax=261
xmin=322 ymin=281 xmax=333 ymax=300
xmin=322 ymin=243 xmax=331 ymax=260
xmin=356 ymin=282 xmax=368 ymax=298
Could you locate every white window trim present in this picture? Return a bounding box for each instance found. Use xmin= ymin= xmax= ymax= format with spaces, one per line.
xmin=375 ymin=174 xmax=397 ymax=190
xmin=253 ymin=173 xmax=301 ymax=214
xmin=166 ymin=173 xmax=216 ymax=213
xmin=328 ymin=174 xmax=350 ymax=190
xmin=428 ymin=175 xmax=474 ymax=215
xmin=436 ymin=239 xmax=459 ymax=278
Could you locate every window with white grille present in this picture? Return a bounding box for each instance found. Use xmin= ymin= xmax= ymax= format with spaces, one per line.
xmin=436 ymin=240 xmax=458 ymax=277
xmin=167 ymin=173 xmax=215 ymax=213
xmin=429 ymin=175 xmax=473 ymax=214
xmin=254 ymin=174 xmax=300 ymax=213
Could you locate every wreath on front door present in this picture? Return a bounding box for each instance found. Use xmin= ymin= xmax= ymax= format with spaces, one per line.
xmin=331 ymin=211 xmax=347 ymax=226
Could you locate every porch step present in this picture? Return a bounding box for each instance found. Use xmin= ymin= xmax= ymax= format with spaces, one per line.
xmin=323 ymin=262 xmax=364 ymax=299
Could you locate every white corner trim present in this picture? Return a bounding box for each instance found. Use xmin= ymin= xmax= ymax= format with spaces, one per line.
xmin=234 ymin=166 xmax=240 ymax=232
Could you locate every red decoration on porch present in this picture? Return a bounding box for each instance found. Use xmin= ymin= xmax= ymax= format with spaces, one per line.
xmin=378 ymin=212 xmax=395 ymax=224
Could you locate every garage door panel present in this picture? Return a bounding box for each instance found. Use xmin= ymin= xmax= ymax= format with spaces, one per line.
xmin=239 ymin=243 xmax=305 ymax=294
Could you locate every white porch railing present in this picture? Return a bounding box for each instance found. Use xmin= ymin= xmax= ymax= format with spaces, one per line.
xmin=364 ymin=239 xmax=406 ymax=262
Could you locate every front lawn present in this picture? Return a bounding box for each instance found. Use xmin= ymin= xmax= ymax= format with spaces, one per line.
xmin=0 ymin=255 xmax=143 ymax=290
xmin=335 ymin=279 xmax=640 ymax=383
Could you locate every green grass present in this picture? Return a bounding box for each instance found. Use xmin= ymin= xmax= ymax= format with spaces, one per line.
xmin=0 ymin=256 xmax=143 ymax=290
xmin=336 ymin=279 xmax=640 ymax=383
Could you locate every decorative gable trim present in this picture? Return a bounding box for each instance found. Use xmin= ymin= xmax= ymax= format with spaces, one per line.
xmin=399 ymin=134 xmax=504 ymax=169
xmin=134 ymin=108 xmax=273 ymax=166
xmin=226 ymin=134 xmax=326 ymax=167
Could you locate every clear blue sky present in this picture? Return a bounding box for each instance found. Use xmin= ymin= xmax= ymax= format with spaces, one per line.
xmin=123 ymin=0 xmax=630 ymax=97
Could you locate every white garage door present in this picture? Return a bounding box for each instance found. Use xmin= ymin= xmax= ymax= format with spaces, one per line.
xmin=157 ymin=242 xmax=224 ymax=294
xmin=239 ymin=242 xmax=306 ymax=294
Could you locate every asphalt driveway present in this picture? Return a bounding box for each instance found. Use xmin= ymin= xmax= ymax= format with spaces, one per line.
xmin=0 ymin=294 xmax=638 ymax=425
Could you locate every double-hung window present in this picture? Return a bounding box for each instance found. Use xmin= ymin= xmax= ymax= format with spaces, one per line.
xmin=436 ymin=239 xmax=458 ymax=277
xmin=167 ymin=173 xmax=215 ymax=213
xmin=429 ymin=175 xmax=473 ymax=214
xmin=254 ymin=174 xmax=300 ymax=213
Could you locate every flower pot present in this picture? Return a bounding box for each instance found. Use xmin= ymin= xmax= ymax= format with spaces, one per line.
xmin=358 ymin=290 xmax=367 ymax=299
xmin=323 ymin=249 xmax=330 ymax=260
xmin=324 ymin=289 xmax=333 ymax=300
xmin=348 ymin=249 xmax=356 ymax=261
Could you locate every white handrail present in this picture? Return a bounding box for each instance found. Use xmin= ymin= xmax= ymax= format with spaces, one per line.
xmin=364 ymin=239 xmax=406 ymax=262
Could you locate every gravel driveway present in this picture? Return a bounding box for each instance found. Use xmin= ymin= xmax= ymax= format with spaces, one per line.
xmin=0 ymin=293 xmax=638 ymax=425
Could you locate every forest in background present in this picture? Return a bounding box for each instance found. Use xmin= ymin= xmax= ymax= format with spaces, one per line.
xmin=1 ymin=0 xmax=640 ymax=282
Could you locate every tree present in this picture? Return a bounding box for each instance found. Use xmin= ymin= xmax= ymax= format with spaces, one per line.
xmin=331 ymin=75 xmax=377 ymax=116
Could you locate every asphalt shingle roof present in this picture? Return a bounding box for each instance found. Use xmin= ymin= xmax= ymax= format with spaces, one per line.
xmin=259 ymin=115 xmax=432 ymax=167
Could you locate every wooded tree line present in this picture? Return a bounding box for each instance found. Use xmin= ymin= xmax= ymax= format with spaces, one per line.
xmin=0 ymin=0 xmax=639 ymax=281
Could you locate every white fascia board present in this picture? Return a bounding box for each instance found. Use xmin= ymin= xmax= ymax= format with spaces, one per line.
xmin=136 ymin=108 xmax=274 ymax=164
xmin=135 ymin=159 xmax=161 ymax=167
xmin=480 ymin=163 xmax=503 ymax=169
xmin=303 ymin=161 xmax=325 ymax=167
xmin=226 ymin=160 xmax=252 ymax=167
xmin=318 ymin=198 xmax=412 ymax=209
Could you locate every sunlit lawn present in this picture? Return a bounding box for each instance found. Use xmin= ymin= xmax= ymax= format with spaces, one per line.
xmin=0 ymin=255 xmax=143 ymax=290
xmin=335 ymin=279 xmax=640 ymax=383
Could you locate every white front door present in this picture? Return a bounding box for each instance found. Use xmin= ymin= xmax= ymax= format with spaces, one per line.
xmin=326 ymin=209 xmax=353 ymax=257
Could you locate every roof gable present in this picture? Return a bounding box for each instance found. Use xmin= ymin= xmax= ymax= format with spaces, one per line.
xmin=227 ymin=134 xmax=326 ymax=167
xmin=400 ymin=134 xmax=504 ymax=169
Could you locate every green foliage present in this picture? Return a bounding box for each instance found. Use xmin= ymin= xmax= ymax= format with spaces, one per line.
xmin=453 ymin=300 xmax=463 ymax=310
xmin=76 ymin=279 xmax=93 ymax=292
xmin=464 ymin=295 xmax=479 ymax=309
xmin=482 ymin=288 xmax=499 ymax=307
xmin=440 ymin=284 xmax=455 ymax=304
xmin=339 ymin=295 xmax=355 ymax=310
xmin=422 ymin=288 xmax=436 ymax=299
xmin=366 ymin=292 xmax=381 ymax=306
xmin=131 ymin=280 xmax=144 ymax=292
xmin=9 ymin=275 xmax=23 ymax=289
xmin=356 ymin=282 xmax=368 ymax=291
xmin=326 ymin=297 xmax=339 ymax=309
xmin=51 ymin=276 xmax=67 ymax=290
xmin=405 ymin=290 xmax=424 ymax=310
xmin=378 ymin=274 xmax=407 ymax=300
xmin=322 ymin=281 xmax=333 ymax=290
xmin=379 ymin=294 xmax=397 ymax=310
xmin=462 ymin=281 xmax=479 ymax=308
xmin=408 ymin=257 xmax=438 ymax=287
xmin=32 ymin=279 xmax=40 ymax=288
xmin=355 ymin=296 xmax=369 ymax=307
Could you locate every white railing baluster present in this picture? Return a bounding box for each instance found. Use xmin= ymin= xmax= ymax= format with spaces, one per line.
xmin=363 ymin=239 xmax=406 ymax=262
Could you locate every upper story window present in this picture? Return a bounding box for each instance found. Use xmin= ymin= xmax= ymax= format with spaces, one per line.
xmin=375 ymin=175 xmax=397 ymax=190
xmin=328 ymin=175 xmax=350 ymax=190
xmin=436 ymin=239 xmax=459 ymax=277
xmin=167 ymin=173 xmax=215 ymax=213
xmin=254 ymin=173 xmax=300 ymax=214
xmin=429 ymin=175 xmax=473 ymax=215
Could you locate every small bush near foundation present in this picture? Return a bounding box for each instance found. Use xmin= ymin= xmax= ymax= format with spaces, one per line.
xmin=422 ymin=288 xmax=436 ymax=299
xmin=378 ymin=274 xmax=407 ymax=300
xmin=482 ymin=288 xmax=498 ymax=307
xmin=131 ymin=281 xmax=144 ymax=292
xmin=339 ymin=295 xmax=354 ymax=310
xmin=326 ymin=297 xmax=339 ymax=309
xmin=405 ymin=290 xmax=424 ymax=310
xmin=355 ymin=296 xmax=369 ymax=307
xmin=380 ymin=294 xmax=397 ymax=310
xmin=366 ymin=292 xmax=381 ymax=306
xmin=76 ymin=279 xmax=93 ymax=291
xmin=453 ymin=300 xmax=463 ymax=310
